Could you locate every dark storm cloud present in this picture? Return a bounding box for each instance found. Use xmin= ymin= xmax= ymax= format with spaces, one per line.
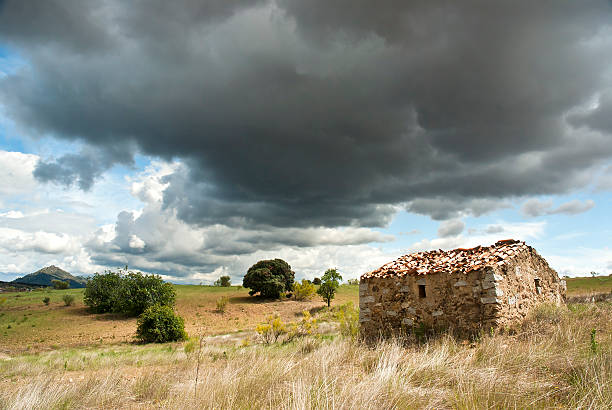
xmin=2 ymin=0 xmax=612 ymax=226
xmin=33 ymin=145 xmax=134 ymax=190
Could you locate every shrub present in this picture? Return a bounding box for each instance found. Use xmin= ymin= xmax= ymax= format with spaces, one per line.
xmin=346 ymin=278 xmax=359 ymax=285
xmin=256 ymin=313 xmax=287 ymax=344
xmin=286 ymin=311 xmax=318 ymax=342
xmin=51 ymin=280 xmax=69 ymax=290
xmin=312 ymin=277 xmax=321 ymax=285
xmin=43 ymin=297 xmax=50 ymax=305
xmin=317 ymin=268 xmax=342 ymax=307
xmin=84 ymin=269 xmax=175 ymax=316
xmin=136 ymin=304 xmax=187 ymax=343
xmin=243 ymin=259 xmax=295 ymax=299
xmin=62 ymin=294 xmax=75 ymax=306
xmin=293 ymin=279 xmax=316 ymax=301
xmin=336 ymin=302 xmax=359 ymax=339
xmin=216 ymin=296 xmax=229 ymax=313
xmin=214 ymin=275 xmax=231 ymax=287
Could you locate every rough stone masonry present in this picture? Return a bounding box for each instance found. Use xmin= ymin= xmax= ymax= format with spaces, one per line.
xmin=359 ymin=239 xmax=566 ymax=340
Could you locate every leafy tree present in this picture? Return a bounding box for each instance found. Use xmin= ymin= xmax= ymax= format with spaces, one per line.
xmin=84 ymin=271 xmax=123 ymax=313
xmin=136 ymin=304 xmax=187 ymax=343
xmin=116 ymin=271 xmax=176 ymax=316
xmin=51 ymin=279 xmax=69 ymax=290
xmin=214 ymin=275 xmax=232 ymax=287
xmin=84 ymin=269 xmax=175 ymax=316
xmin=312 ymin=277 xmax=321 ymax=286
xmin=243 ymin=259 xmax=294 ymax=299
xmin=317 ymin=268 xmax=342 ymax=307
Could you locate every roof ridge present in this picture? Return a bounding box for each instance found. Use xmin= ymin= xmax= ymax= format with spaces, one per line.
xmin=362 ymin=239 xmax=528 ymax=279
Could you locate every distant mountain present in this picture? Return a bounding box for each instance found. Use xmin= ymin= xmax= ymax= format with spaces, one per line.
xmin=12 ymin=265 xmax=88 ymax=288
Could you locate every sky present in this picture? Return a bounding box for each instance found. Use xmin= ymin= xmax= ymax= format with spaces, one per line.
xmin=0 ymin=0 xmax=611 ymax=284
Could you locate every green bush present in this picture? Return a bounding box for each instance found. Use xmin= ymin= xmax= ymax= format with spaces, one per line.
xmin=43 ymin=296 xmax=50 ymax=305
xmin=62 ymin=294 xmax=75 ymax=306
xmin=312 ymin=277 xmax=321 ymax=285
xmin=51 ymin=279 xmax=69 ymax=290
xmin=136 ymin=304 xmax=187 ymax=343
xmin=84 ymin=269 xmax=175 ymax=316
xmin=117 ymin=271 xmax=176 ymax=316
xmin=214 ymin=275 xmax=231 ymax=287
xmin=293 ymin=279 xmax=316 ymax=301
xmin=243 ymin=259 xmax=294 ymax=299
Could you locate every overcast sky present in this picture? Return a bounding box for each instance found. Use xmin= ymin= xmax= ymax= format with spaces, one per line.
xmin=1 ymin=0 xmax=611 ymax=283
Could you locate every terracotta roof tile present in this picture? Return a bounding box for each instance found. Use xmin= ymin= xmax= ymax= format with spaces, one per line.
xmin=361 ymin=239 xmax=529 ymax=279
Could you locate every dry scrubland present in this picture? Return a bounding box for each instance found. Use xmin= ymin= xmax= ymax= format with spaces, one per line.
xmin=0 ymin=278 xmax=610 ymax=409
xmin=0 ymin=285 xmax=358 ymax=352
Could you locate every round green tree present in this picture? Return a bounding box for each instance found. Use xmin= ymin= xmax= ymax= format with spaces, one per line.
xmin=136 ymin=304 xmax=187 ymax=343
xmin=317 ymin=268 xmax=343 ymax=307
xmin=243 ymin=259 xmax=295 ymax=298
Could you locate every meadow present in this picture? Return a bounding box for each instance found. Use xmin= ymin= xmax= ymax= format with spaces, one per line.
xmin=0 ymin=278 xmax=610 ymax=409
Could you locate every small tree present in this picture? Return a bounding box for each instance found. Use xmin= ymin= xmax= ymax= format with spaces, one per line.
xmin=317 ymin=268 xmax=342 ymax=307
xmin=51 ymin=280 xmax=69 ymax=290
xmin=214 ymin=275 xmax=232 ymax=287
xmin=136 ymin=304 xmax=187 ymax=343
xmin=43 ymin=296 xmax=51 ymax=305
xmin=243 ymin=259 xmax=295 ymax=299
xmin=312 ymin=277 xmax=321 ymax=286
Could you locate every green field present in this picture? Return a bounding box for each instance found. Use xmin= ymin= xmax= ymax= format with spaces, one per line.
xmin=565 ymin=275 xmax=612 ymax=295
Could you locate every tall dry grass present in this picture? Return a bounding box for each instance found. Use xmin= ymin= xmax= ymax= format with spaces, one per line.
xmin=0 ymin=301 xmax=610 ymax=409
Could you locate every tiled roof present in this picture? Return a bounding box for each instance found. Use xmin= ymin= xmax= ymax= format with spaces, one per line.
xmin=361 ymin=239 xmax=529 ymax=279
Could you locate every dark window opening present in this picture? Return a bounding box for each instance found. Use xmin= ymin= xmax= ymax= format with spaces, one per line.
xmin=418 ymin=284 xmax=427 ymax=298
xmin=534 ymin=278 xmax=542 ymax=295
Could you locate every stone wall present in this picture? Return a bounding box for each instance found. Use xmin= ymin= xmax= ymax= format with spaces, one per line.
xmin=359 ymin=247 xmax=566 ymax=340
xmin=482 ymin=246 xmax=566 ymax=329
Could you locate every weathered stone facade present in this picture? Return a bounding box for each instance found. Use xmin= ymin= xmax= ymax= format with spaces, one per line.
xmin=359 ymin=240 xmax=566 ymax=340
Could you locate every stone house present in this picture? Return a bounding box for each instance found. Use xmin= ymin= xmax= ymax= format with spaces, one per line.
xmin=359 ymin=239 xmax=566 ymax=339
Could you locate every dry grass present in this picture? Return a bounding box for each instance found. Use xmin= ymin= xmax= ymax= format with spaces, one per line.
xmin=1 ymin=301 xmax=610 ymax=409
xmin=0 ymin=285 xmax=359 ymax=353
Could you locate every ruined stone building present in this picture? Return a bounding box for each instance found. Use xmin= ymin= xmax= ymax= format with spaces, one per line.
xmin=359 ymin=239 xmax=566 ymax=339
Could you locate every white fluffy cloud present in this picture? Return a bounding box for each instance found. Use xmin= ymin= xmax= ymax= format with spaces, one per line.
xmin=0 ymin=151 xmax=38 ymax=197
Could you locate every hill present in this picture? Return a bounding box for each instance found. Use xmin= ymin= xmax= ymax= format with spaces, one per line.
xmin=11 ymin=265 xmax=87 ymax=288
